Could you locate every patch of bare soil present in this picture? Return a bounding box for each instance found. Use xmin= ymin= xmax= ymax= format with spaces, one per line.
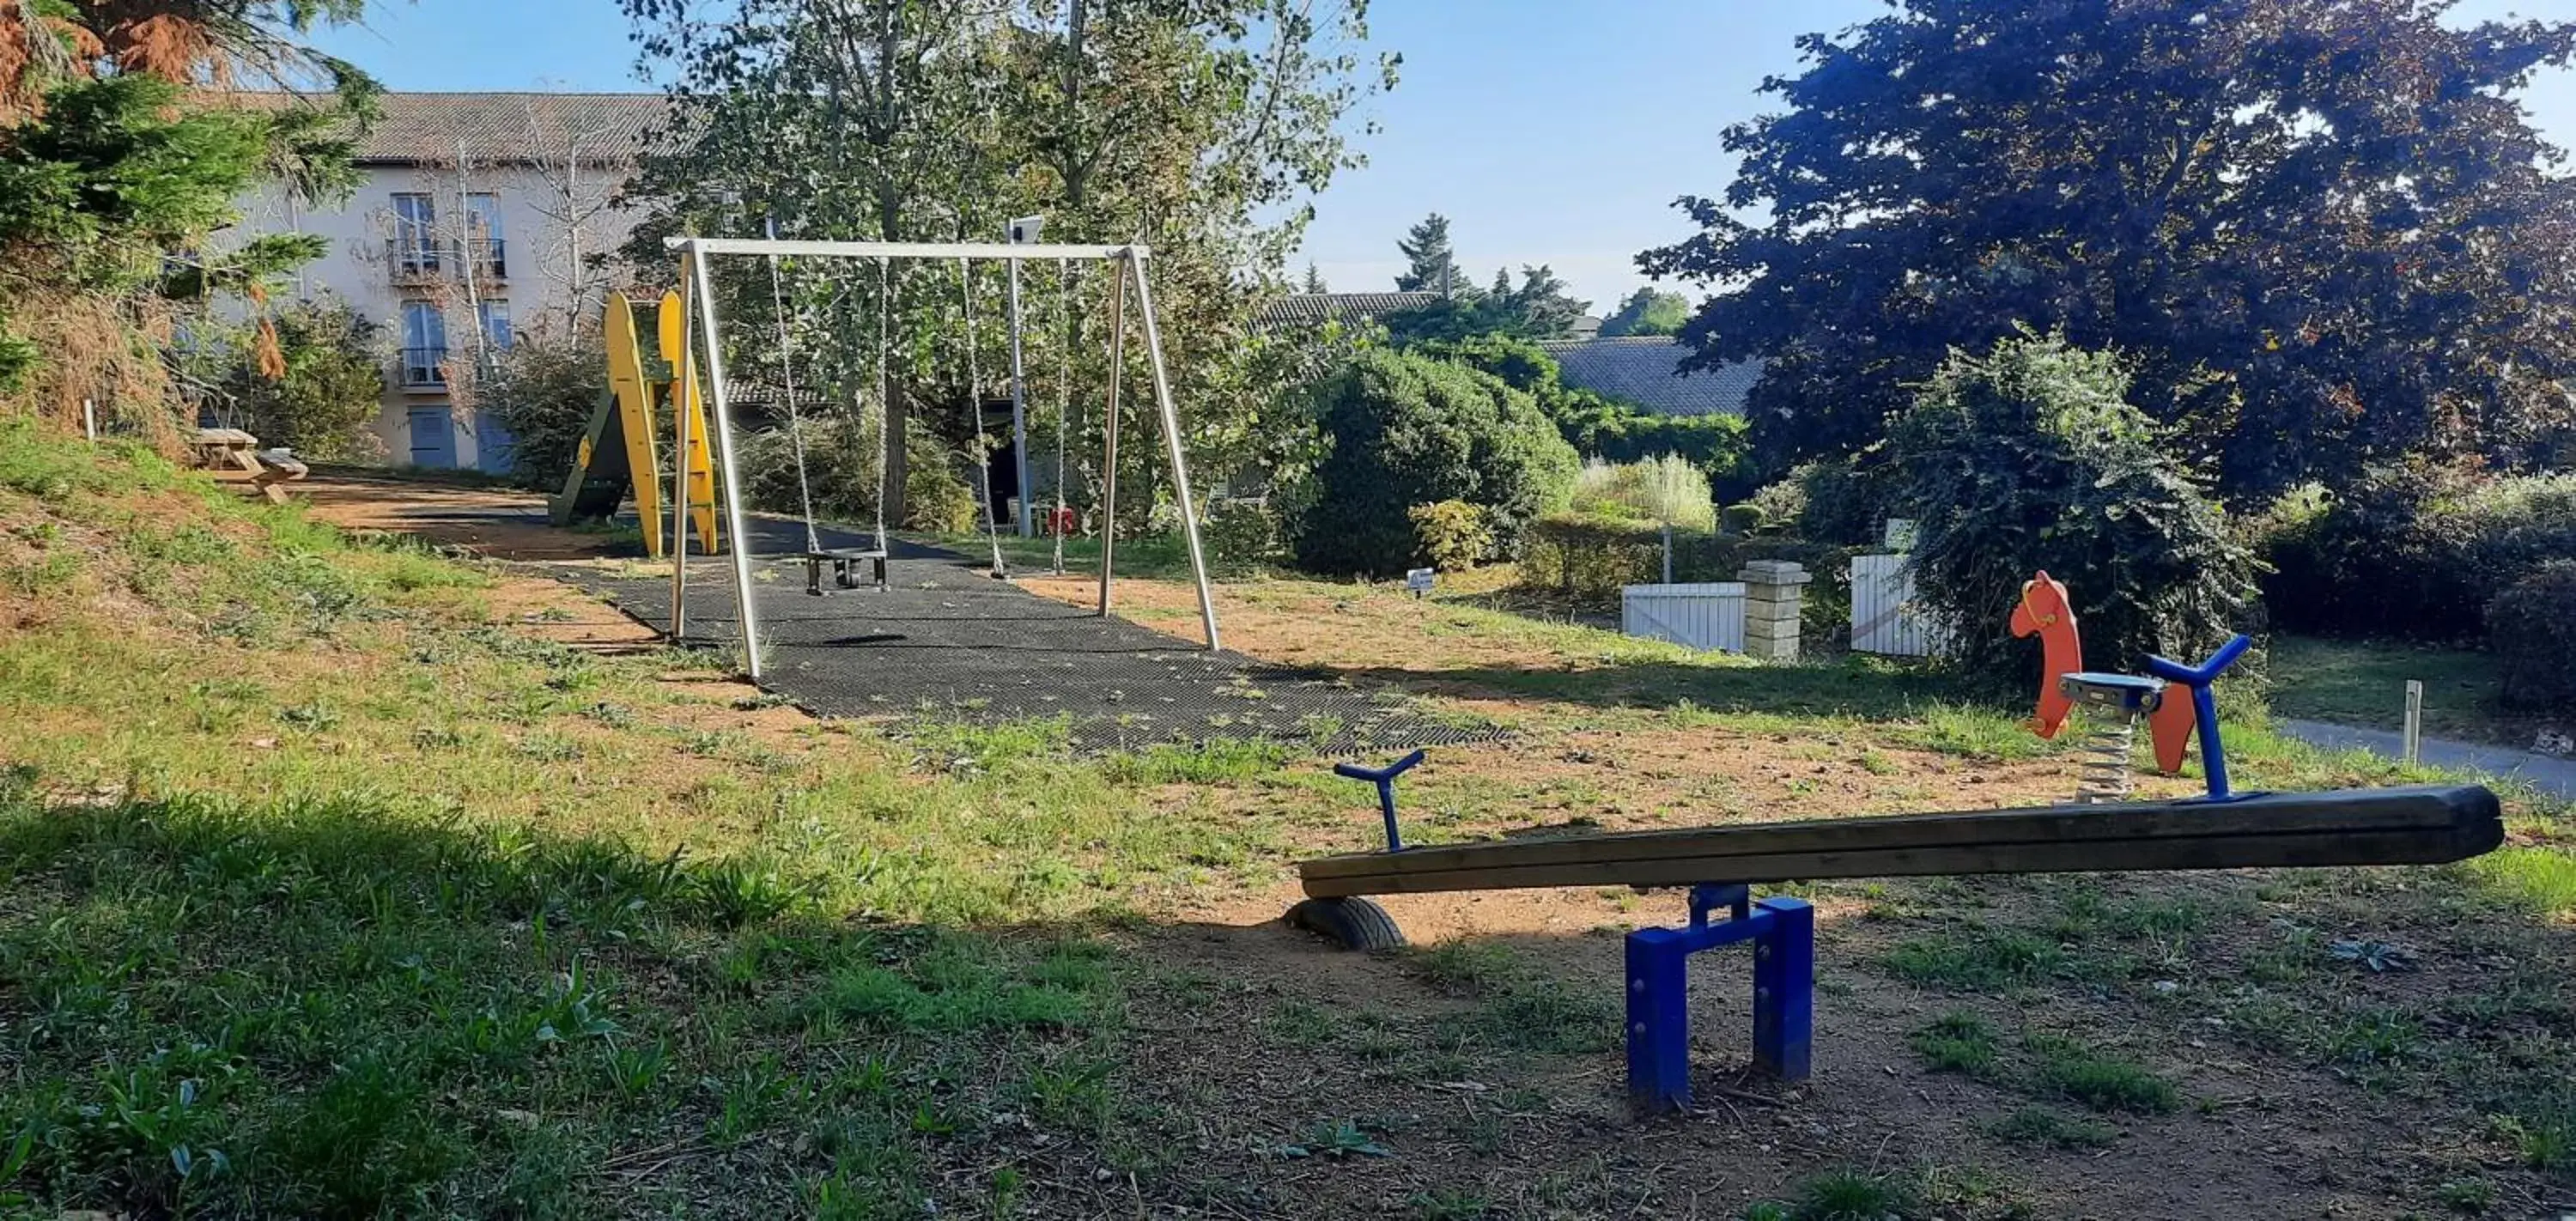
xmin=299 ymin=472 xmax=629 ymax=561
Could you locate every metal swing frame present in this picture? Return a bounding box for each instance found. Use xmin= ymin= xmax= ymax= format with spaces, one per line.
xmin=666 ymin=236 xmax=1224 ymax=682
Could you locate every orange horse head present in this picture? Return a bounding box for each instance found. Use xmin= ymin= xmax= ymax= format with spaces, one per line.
xmin=2011 ymin=571 xmax=2083 ymax=739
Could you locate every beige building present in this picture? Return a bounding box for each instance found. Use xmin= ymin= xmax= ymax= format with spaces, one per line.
xmin=232 ymin=93 xmax=663 ymax=470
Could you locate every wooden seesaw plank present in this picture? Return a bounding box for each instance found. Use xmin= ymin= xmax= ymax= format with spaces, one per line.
xmin=1297 ymin=785 xmax=2502 ymax=899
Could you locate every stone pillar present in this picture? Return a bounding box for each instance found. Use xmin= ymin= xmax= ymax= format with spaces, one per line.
xmin=1738 ymin=559 xmax=1812 ymax=661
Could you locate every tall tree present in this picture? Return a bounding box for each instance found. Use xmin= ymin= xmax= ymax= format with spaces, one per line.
xmin=1394 ymin=211 xmax=1469 ymax=296
xmin=1502 ymin=264 xmax=1586 ymax=338
xmin=1301 ymin=261 xmax=1327 ymax=293
xmin=1600 ymin=287 xmax=1686 ymax=337
xmin=622 ymin=0 xmax=1394 ymax=521
xmin=0 ymin=0 xmax=379 ymax=428
xmin=1641 ymin=0 xmax=2576 ymax=495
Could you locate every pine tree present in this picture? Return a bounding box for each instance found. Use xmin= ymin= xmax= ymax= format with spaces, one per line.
xmin=1394 ymin=212 xmax=1469 ymax=297
xmin=1301 ymin=262 xmax=1327 ymax=294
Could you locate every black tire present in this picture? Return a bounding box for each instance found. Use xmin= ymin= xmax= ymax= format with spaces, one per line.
xmin=1285 ymin=896 xmax=1406 ymax=951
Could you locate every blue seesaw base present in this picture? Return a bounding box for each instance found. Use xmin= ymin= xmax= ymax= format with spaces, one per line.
xmin=1625 ymin=884 xmax=1814 ymax=1113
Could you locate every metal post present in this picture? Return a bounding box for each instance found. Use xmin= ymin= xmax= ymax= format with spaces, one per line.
xmin=82 ymin=398 xmax=97 ymax=442
xmin=1124 ymin=248 xmax=1223 ymax=652
xmin=1624 ymin=931 xmax=1690 ymax=1114
xmin=1007 ymin=257 xmax=1031 ymax=538
xmin=687 ymin=241 xmax=768 ymax=683
xmin=1096 ymin=258 xmax=1125 ymax=617
xmin=668 ymin=273 xmax=694 ymax=641
xmin=1751 ymin=897 xmax=1816 ymax=1081
xmin=2403 ymin=680 xmax=2425 ymax=765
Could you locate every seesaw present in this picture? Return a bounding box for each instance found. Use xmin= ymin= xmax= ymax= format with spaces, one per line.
xmin=1283 ymin=577 xmax=2506 ymax=1114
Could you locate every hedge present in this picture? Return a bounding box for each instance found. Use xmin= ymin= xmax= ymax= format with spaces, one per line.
xmin=2263 ymin=470 xmax=2576 ymax=642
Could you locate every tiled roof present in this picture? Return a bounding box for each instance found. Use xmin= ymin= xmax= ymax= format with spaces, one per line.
xmin=226 ymin=92 xmax=668 ymax=166
xmin=1258 ymin=291 xmax=1443 ymax=326
xmin=1539 ymin=337 xmax=1762 ymax=418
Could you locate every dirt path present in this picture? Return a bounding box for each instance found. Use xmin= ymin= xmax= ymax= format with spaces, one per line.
xmin=298 ymin=471 xmax=631 ymax=561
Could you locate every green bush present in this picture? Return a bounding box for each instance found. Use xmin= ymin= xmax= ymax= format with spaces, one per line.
xmin=1789 ymin=457 xmax=1894 ymax=546
xmin=1289 ymin=349 xmax=1577 ymax=574
xmin=1407 ymin=499 xmax=1494 ymax=570
xmin=2489 ymin=561 xmax=2576 ymax=711
xmin=1412 ymin=333 xmax=1753 ymax=497
xmin=1721 ymin=503 xmax=1766 ymax=536
xmin=1571 ymin=454 xmax=1715 ymax=530
xmin=735 ymin=415 xmax=976 ymax=533
xmin=1201 ymin=498 xmax=1284 ymax=577
xmin=478 ymin=336 xmax=610 ymax=489
xmin=1892 ymin=331 xmax=2256 ymax=686
xmin=2263 ymin=466 xmax=2576 ymax=641
xmin=226 ymin=299 xmax=387 ymax=460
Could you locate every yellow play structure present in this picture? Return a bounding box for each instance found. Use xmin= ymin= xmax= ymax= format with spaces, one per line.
xmin=548 ymin=289 xmax=721 ymax=558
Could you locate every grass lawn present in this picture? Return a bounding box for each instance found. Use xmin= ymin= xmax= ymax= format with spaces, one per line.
xmin=7 ymin=430 xmax=2576 ymax=1218
xmin=2270 ymin=634 xmax=2561 ymax=748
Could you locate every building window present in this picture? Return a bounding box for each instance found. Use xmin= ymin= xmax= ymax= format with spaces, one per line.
xmin=478 ymin=300 xmax=513 ymax=352
xmin=465 ymin=192 xmax=506 ymax=280
xmin=400 ymin=301 xmax=448 ymax=387
xmin=392 ymin=193 xmax=438 ymax=273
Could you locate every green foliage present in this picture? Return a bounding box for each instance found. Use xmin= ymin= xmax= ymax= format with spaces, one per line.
xmin=1598 ymin=288 xmax=1688 ymax=338
xmin=1517 ymin=512 xmax=1843 ymax=603
xmin=1406 ymin=499 xmax=1493 ymax=571
xmin=1200 ymin=498 xmax=1285 ymax=577
xmin=1570 ymin=455 xmax=1714 ymax=531
xmin=2488 ymin=561 xmax=2576 ymax=712
xmin=1786 ymin=457 xmax=1892 ymax=546
xmin=1721 ymin=503 xmax=1766 ymax=537
xmin=0 ymin=76 xmax=269 ymax=288
xmin=0 ymin=307 xmax=39 ymax=394
xmin=1382 ymin=263 xmax=1590 ymax=343
xmin=1908 ymin=1011 xmax=1997 ymax=1077
xmin=620 ymin=0 xmax=1395 ymax=513
xmin=1394 ymin=213 xmax=1470 ymax=295
xmin=2262 ymin=468 xmax=2576 ymax=641
xmin=225 ymin=298 xmax=386 ymax=459
xmin=1891 ymin=331 xmax=2256 ymax=688
xmin=1289 ymin=349 xmax=1577 ymax=574
xmin=1641 ymin=0 xmax=2576 ymax=495
xmin=476 ymin=335 xmax=604 ymax=489
xmin=735 ymin=415 xmax=975 ymax=533
xmin=2027 ymin=1036 xmax=2178 ymax=1114
xmin=1411 ymin=333 xmax=1752 ymax=495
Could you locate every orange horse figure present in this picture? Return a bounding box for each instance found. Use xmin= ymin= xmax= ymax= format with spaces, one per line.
xmin=2008 ymin=571 xmax=2083 ymax=738
xmin=2008 ymin=570 xmax=2225 ymax=782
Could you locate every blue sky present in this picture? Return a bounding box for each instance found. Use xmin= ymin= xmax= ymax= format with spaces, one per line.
xmin=313 ymin=0 xmax=2576 ymax=315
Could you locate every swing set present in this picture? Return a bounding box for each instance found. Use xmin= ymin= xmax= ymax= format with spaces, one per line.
xmin=662 ymin=234 xmax=1223 ymax=683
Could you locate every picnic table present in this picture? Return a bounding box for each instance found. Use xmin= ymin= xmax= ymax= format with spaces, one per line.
xmin=191 ymin=428 xmax=307 ymax=505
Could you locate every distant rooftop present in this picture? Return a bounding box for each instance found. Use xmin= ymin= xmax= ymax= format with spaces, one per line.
xmin=1540 ymin=337 xmax=1760 ymax=418
xmin=226 ymin=92 xmax=668 ymax=167
xmin=1258 ymin=291 xmax=1443 ymax=327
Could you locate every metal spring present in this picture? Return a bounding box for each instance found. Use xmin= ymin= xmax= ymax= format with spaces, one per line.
xmin=2077 ymin=715 xmax=2138 ymax=804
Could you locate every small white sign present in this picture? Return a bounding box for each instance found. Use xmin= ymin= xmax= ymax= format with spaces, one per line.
xmin=1883 ymin=519 xmax=1919 ymax=551
xmin=1007 ymin=215 xmax=1045 ymax=245
xmin=1405 ymin=568 xmax=1437 ymax=598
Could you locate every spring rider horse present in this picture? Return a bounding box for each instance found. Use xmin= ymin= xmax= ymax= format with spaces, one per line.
xmin=2010 ymin=570 xmax=2253 ymax=803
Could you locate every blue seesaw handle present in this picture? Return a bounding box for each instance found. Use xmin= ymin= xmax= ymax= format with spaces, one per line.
xmin=1334 ymin=750 xmax=1425 ymax=853
xmin=2145 ymin=634 xmax=2253 ymax=801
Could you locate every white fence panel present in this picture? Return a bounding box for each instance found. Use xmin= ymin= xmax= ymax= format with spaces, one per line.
xmin=1622 ymin=582 xmax=1747 ymax=653
xmin=1850 ymin=553 xmax=1941 ymax=657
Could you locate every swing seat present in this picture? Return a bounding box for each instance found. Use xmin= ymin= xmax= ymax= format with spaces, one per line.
xmin=804 ymin=548 xmax=888 ymax=596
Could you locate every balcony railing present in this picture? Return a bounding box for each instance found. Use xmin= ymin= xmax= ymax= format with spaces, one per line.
xmin=398 ymin=347 xmax=449 ymax=388
xmin=386 ymin=239 xmax=507 ymax=283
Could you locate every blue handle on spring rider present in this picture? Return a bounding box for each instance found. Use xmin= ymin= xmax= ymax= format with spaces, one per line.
xmin=1335 ymin=750 xmax=1425 ymax=853
xmin=2145 ymin=634 xmax=2253 ymax=800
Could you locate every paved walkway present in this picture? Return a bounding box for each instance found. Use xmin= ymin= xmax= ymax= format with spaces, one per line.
xmin=2276 ymin=718 xmax=2576 ymax=800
